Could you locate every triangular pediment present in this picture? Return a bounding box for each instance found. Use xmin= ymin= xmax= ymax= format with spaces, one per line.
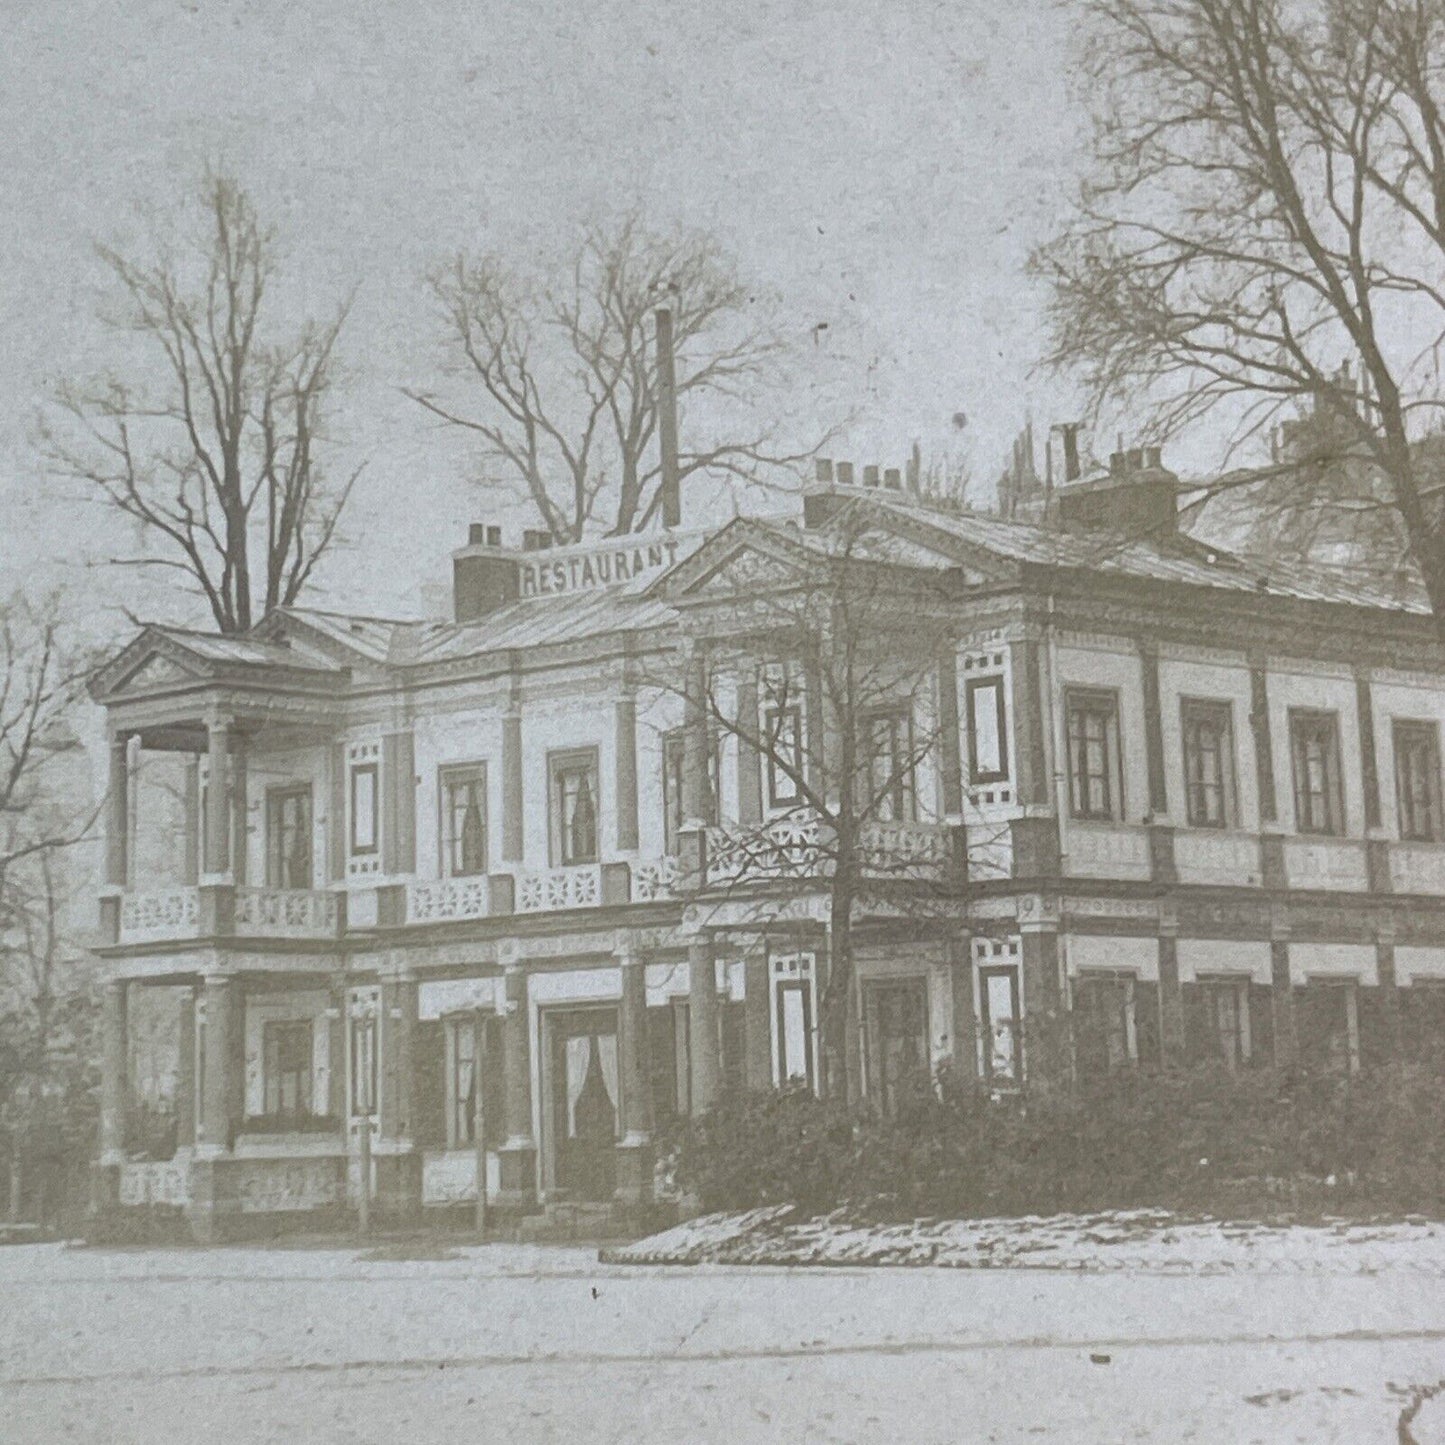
xmin=114 ymin=651 xmax=201 ymax=693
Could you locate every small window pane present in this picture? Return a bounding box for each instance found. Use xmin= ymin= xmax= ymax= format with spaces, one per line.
xmin=351 ymin=765 xmax=378 ymax=855
xmin=967 ymin=677 xmax=1008 ymax=782
xmin=444 ymin=771 xmax=487 ymax=877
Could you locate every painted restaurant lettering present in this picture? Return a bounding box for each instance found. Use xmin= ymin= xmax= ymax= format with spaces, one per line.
xmin=520 ymin=538 xmax=682 ymax=597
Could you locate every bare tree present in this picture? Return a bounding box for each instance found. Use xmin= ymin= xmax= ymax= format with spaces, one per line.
xmin=409 ymin=214 xmax=821 ymax=543
xmin=662 ymin=510 xmax=997 ymax=1100
xmin=1035 ymin=0 xmax=1445 ymax=629
xmin=46 ymin=172 xmax=358 ymax=634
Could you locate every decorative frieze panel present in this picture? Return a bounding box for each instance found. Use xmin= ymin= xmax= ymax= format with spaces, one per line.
xmin=118 ymin=1159 xmax=190 ymax=1208
xmin=235 ymin=1157 xmax=344 ymax=1213
xmin=1173 ymin=831 xmax=1262 ymax=888
xmin=233 ymin=888 xmax=340 ymax=938
xmin=1284 ymin=839 xmax=1368 ymax=892
xmin=707 ymin=817 xmax=824 ymax=886
xmin=407 ymin=877 xmax=491 ymax=924
xmin=119 ymin=888 xmax=200 ymax=944
xmin=1390 ymin=844 xmax=1445 ymax=896
xmin=1064 ymin=823 xmax=1153 ymax=881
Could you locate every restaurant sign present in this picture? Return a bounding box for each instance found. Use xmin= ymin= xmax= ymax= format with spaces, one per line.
xmin=519 ymin=536 xmax=688 ymax=597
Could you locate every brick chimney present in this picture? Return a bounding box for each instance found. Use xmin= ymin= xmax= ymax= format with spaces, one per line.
xmin=453 ymin=524 xmax=520 ymax=622
xmin=1052 ymin=446 xmax=1179 ymax=539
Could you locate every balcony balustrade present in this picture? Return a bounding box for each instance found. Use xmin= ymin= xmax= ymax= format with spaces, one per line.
xmin=1389 ymin=843 xmax=1445 ymax=896
xmin=114 ymin=885 xmax=343 ymax=945
xmin=703 ymin=816 xmax=949 ymax=888
xmin=515 ymin=863 xmax=602 ymax=912
xmin=405 ymin=876 xmax=492 ymax=925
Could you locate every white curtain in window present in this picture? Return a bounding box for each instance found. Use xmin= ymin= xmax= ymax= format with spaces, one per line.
xmin=565 ymin=1035 xmax=590 ymax=1136
xmin=597 ymin=1033 xmax=619 ymax=1118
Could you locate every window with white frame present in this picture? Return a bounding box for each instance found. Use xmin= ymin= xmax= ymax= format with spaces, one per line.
xmin=1181 ymin=699 xmax=1237 ymax=830
xmin=1197 ymin=976 xmax=1251 ymax=1067
xmin=763 ymin=704 xmax=805 ymax=809
xmin=965 ymin=674 xmax=1009 ymax=784
xmin=1395 ymin=720 xmax=1443 ymax=843
xmin=859 ymin=706 xmax=916 ymax=822
xmin=979 ymin=965 xmax=1022 ymax=1085
xmin=262 ymin=1019 xmax=314 ymax=1120
xmin=771 ymin=952 xmax=816 ymax=1090
xmin=441 ymin=765 xmax=488 ymax=878
xmin=1073 ymin=973 xmax=1137 ymax=1075
xmin=1289 ymin=709 xmax=1344 ymax=836
xmin=266 ymin=785 xmax=314 ymax=888
xmin=549 ymin=749 xmax=599 ymax=866
xmin=350 ymin=763 xmax=379 ymax=856
xmin=1066 ymin=689 xmax=1123 ymax=821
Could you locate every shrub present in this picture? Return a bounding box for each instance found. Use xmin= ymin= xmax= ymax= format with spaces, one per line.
xmin=670 ymin=1063 xmax=1445 ymax=1220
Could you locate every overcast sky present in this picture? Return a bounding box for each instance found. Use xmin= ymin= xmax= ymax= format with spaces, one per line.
xmin=2 ymin=0 xmax=1095 ymax=624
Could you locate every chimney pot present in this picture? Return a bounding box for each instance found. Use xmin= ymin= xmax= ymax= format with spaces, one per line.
xmin=816 ymin=458 xmax=835 ymax=483
xmin=1144 ymin=446 xmax=1162 ymax=470
xmin=837 ymin=461 xmax=855 ymax=486
xmin=1127 ymin=447 xmax=1144 ymax=471
xmin=469 ymin=523 xmax=488 ymax=545
xmin=1110 ymin=451 xmax=1125 ymax=477
xmin=486 ymin=525 xmax=503 ymax=547
xmin=883 ymin=467 xmax=902 ymax=490
xmin=863 ymin=465 xmax=880 ymax=488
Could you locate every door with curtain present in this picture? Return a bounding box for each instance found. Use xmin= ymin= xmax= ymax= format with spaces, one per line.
xmin=548 ymin=1007 xmax=620 ymax=1201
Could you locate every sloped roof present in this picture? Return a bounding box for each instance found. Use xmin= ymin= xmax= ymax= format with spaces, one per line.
xmin=860 ymin=494 xmax=1430 ymax=615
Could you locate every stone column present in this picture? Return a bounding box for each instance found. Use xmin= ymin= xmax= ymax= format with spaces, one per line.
xmin=229 ymin=733 xmax=248 ymax=885
xmin=1355 ymin=668 xmax=1383 ymax=833
xmin=98 ymin=981 xmax=129 ymax=1162
xmin=947 ymin=936 xmax=977 ymax=1081
xmin=614 ymin=685 xmax=639 ymax=853
xmin=681 ymin=647 xmax=712 ymax=826
xmin=502 ymin=699 xmax=524 ymax=865
xmin=182 ymin=755 xmax=201 ymax=887
xmin=735 ymin=671 xmax=762 ymax=825
xmin=687 ymin=937 xmax=721 ymax=1113
xmin=105 ymin=733 xmax=130 ymax=890
xmin=743 ymin=937 xmax=772 ymax=1090
xmin=1011 ymin=633 xmax=1049 ymax=810
xmin=1157 ymin=934 xmax=1185 ymax=1067
xmin=1270 ymin=937 xmax=1298 ymax=1069
xmin=937 ymin=650 xmax=964 ymax=820
xmin=497 ymin=968 xmax=536 ymax=1208
xmin=175 ymin=988 xmax=197 ymax=1149
xmin=328 ymin=743 xmax=347 ymax=883
xmin=1019 ymin=904 xmax=1066 ymax=1091
xmin=204 ymin=716 xmax=231 ymax=877
xmin=382 ymin=732 xmax=417 ymax=876
xmin=376 ymin=973 xmax=421 ymax=1221
xmin=198 ymin=975 xmax=241 ymax=1153
xmin=614 ymin=941 xmax=653 ymax=1205
xmin=1248 ymin=657 xmax=1278 ymax=826
xmin=1376 ymin=935 xmax=1403 ymax=1064
xmin=1138 ymin=639 xmax=1169 ymax=819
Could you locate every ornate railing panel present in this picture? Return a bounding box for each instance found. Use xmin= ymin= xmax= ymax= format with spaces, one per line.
xmin=515 ymin=864 xmax=602 ymax=913
xmin=1064 ymin=823 xmax=1153 ymax=881
xmin=705 ymin=817 xmax=825 ymax=887
xmin=632 ymin=855 xmax=679 ymax=901
xmin=1284 ymin=839 xmax=1368 ymax=892
xmin=1173 ymin=831 xmax=1262 ymax=887
xmin=1391 ymin=843 xmax=1445 ymax=896
xmin=233 ymin=888 xmax=340 ymax=938
xmin=857 ymin=821 xmax=949 ymax=878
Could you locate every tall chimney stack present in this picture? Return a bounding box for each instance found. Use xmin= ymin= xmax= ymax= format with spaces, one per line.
xmin=656 ymin=307 xmax=682 ymax=529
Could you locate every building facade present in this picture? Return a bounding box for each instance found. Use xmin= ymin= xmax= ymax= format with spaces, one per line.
xmin=89 ymin=459 xmax=1445 ymax=1238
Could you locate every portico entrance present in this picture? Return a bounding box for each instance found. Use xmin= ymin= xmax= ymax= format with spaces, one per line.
xmin=546 ymin=1007 xmax=620 ymax=1201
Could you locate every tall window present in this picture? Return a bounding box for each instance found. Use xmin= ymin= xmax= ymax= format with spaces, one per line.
xmin=1181 ymin=700 xmax=1236 ymax=829
xmin=350 ymin=763 xmax=379 ymax=856
xmin=263 ymin=1020 xmax=313 ymax=1120
xmin=441 ymin=766 xmax=488 ymax=877
xmin=1074 ymin=974 xmax=1137 ymax=1076
xmin=266 ymin=785 xmax=313 ymax=888
xmin=965 ymin=675 xmax=1009 ymax=783
xmin=1066 ymin=689 xmax=1122 ymax=821
xmin=1395 ymin=721 xmax=1443 ymax=842
xmin=1289 ymin=710 xmax=1344 ymax=836
xmin=550 ymin=750 xmax=599 ymax=865
xmin=763 ymin=705 xmax=804 ymax=809
xmin=448 ymin=1016 xmax=477 ymax=1146
xmin=349 ymin=1013 xmax=377 ymax=1115
xmin=1198 ymin=978 xmax=1251 ymax=1068
xmin=979 ymin=965 xmax=1022 ymax=1085
xmin=661 ymin=729 xmax=720 ymax=852
xmin=860 ymin=707 xmax=916 ymax=822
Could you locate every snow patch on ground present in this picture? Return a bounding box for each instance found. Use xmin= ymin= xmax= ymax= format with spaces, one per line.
xmin=604 ymin=1207 xmax=1445 ymax=1275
